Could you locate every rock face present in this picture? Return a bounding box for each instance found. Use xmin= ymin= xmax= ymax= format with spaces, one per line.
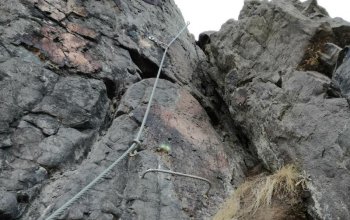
xmin=0 ymin=0 xmax=247 ymax=219
xmin=203 ymin=0 xmax=350 ymax=219
xmin=0 ymin=190 xmax=18 ymax=219
xmin=1 ymin=0 xmax=350 ymax=219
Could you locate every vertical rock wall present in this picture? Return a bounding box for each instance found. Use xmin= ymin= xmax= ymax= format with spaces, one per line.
xmin=203 ymin=0 xmax=350 ymax=219
xmin=2 ymin=0 xmax=350 ymax=219
xmin=0 ymin=0 xmax=250 ymax=219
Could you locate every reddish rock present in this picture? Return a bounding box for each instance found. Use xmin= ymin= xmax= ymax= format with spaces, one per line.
xmin=38 ymin=37 xmax=65 ymax=65
xmin=14 ymin=24 xmax=100 ymax=73
xmin=65 ymin=52 xmax=101 ymax=73
xmin=66 ymin=23 xmax=99 ymax=40
xmin=61 ymin=33 xmax=88 ymax=51
xmin=41 ymin=25 xmax=63 ymax=40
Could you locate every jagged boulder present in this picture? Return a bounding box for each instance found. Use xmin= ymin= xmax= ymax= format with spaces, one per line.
xmin=204 ymin=0 xmax=350 ymax=219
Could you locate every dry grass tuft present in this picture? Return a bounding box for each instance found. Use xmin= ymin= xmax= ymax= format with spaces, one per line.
xmin=214 ymin=165 xmax=307 ymax=220
xmin=297 ymin=30 xmax=335 ymax=76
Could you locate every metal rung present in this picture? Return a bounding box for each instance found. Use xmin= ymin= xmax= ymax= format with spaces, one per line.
xmin=141 ymin=168 xmax=212 ymax=196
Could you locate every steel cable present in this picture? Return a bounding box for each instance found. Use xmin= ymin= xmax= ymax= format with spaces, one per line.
xmin=43 ymin=22 xmax=190 ymax=220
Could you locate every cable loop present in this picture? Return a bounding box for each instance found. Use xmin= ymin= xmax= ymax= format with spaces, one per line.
xmin=131 ymin=139 xmax=142 ymax=147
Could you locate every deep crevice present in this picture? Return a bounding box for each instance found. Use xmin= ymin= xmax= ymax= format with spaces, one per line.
xmin=235 ymin=125 xmax=251 ymax=150
xmin=192 ymin=85 xmax=262 ymax=177
xmin=233 ymin=125 xmax=261 ymax=172
xmin=102 ymin=78 xmax=117 ymax=100
xmin=127 ymin=48 xmax=158 ymax=78
xmin=189 ymin=89 xmax=220 ymax=127
xmin=191 ymin=54 xmax=264 ymax=179
xmin=0 ymin=212 xmax=12 ymax=220
xmin=203 ymin=106 xmax=220 ymax=126
xmin=276 ymin=75 xmax=283 ymax=88
xmin=325 ymin=82 xmax=342 ymax=99
xmin=332 ymin=26 xmax=350 ymax=48
xmin=119 ymin=45 xmax=176 ymax=83
xmin=237 ymin=76 xmax=254 ymax=87
xmin=17 ymin=192 xmax=30 ymax=203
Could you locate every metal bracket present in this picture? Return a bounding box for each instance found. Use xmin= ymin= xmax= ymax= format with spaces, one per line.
xmin=141 ymin=168 xmax=212 ymax=196
xmin=129 ymin=139 xmax=142 ymax=157
xmin=148 ymin=35 xmax=167 ymax=49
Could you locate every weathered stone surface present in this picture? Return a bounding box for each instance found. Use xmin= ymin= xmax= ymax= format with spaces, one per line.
xmin=0 ymin=0 xmax=222 ymax=219
xmin=0 ymin=190 xmax=18 ymax=220
xmin=21 ymin=79 xmax=245 ymax=220
xmin=33 ymin=76 xmax=108 ymax=129
xmin=203 ymin=0 xmax=350 ymax=219
xmin=143 ymin=0 xmax=160 ymax=6
xmin=2 ymin=0 xmax=350 ymax=219
xmin=66 ymin=23 xmax=99 ymax=40
xmin=0 ymin=58 xmax=58 ymax=149
xmin=333 ymin=50 xmax=350 ymax=102
xmin=22 ymin=114 xmax=60 ymax=136
xmin=36 ymin=127 xmax=90 ymax=168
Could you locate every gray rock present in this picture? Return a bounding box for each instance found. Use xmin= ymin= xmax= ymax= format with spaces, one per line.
xmin=21 ymin=79 xmax=245 ymax=220
xmin=22 ymin=114 xmax=60 ymax=136
xmin=0 ymin=0 xmax=215 ymax=219
xmin=0 ymin=58 xmax=58 ymax=134
xmin=337 ymin=125 xmax=350 ymax=157
xmin=333 ymin=53 xmax=350 ymax=102
xmin=11 ymin=121 xmax=46 ymax=161
xmin=205 ymin=0 xmax=350 ymax=219
xmin=0 ymin=138 xmax=12 ymax=149
xmin=36 ymin=128 xmax=90 ymax=168
xmin=33 ymin=76 xmax=108 ymax=130
xmin=197 ymin=31 xmax=215 ymax=51
xmin=1 ymin=0 xmax=350 ymax=219
xmin=143 ymin=0 xmax=160 ymax=6
xmin=0 ymin=190 xmax=18 ymax=220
